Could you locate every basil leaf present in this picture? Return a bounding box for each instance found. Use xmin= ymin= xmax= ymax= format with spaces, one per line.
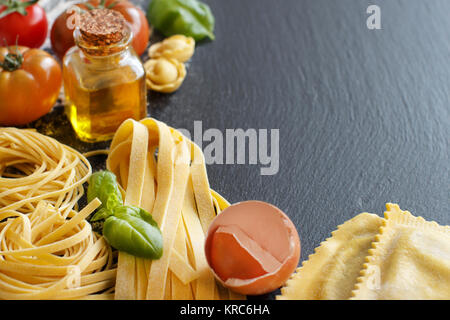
xmin=148 ymin=0 xmax=215 ymax=41
xmin=87 ymin=170 xmax=123 ymax=215
xmin=87 ymin=171 xmax=163 ymax=259
xmin=103 ymin=206 xmax=163 ymax=259
xmin=90 ymin=207 xmax=110 ymax=222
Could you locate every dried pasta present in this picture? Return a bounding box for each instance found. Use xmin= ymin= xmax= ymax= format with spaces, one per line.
xmin=0 ymin=128 xmax=91 ymax=217
xmin=277 ymin=213 xmax=383 ymax=300
xmin=279 ymin=203 xmax=450 ymax=300
xmin=0 ymin=128 xmax=116 ymax=300
xmin=149 ymin=35 xmax=195 ymax=63
xmin=144 ymin=57 xmax=187 ymax=93
xmin=351 ymin=204 xmax=450 ymax=300
xmin=0 ymin=199 xmax=116 ymax=299
xmin=106 ymin=118 xmax=246 ymax=300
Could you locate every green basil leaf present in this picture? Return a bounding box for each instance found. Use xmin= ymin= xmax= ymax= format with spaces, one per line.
xmin=148 ymin=0 xmax=215 ymax=41
xmin=103 ymin=206 xmax=163 ymax=259
xmin=87 ymin=170 xmax=123 ymax=215
xmin=90 ymin=207 xmax=111 ymax=222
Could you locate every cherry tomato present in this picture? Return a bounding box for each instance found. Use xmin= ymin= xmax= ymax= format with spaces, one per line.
xmin=0 ymin=46 xmax=62 ymax=125
xmin=0 ymin=1 xmax=48 ymax=48
xmin=51 ymin=0 xmax=150 ymax=60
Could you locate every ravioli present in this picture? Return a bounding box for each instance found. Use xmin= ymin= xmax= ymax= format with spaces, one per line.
xmin=277 ymin=212 xmax=383 ymax=300
xmin=351 ymin=203 xmax=450 ymax=300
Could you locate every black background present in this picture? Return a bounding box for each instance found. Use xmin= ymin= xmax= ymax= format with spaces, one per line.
xmin=33 ymin=0 xmax=450 ymax=299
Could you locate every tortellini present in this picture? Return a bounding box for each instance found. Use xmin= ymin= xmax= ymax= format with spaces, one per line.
xmin=148 ymin=35 xmax=195 ymax=63
xmin=144 ymin=35 xmax=195 ymax=93
xmin=144 ymin=57 xmax=186 ymax=93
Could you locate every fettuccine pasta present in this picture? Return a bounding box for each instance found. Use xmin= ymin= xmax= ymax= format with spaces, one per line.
xmin=107 ymin=118 xmax=245 ymax=300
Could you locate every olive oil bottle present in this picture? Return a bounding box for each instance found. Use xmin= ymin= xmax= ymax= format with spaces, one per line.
xmin=63 ymin=9 xmax=147 ymax=142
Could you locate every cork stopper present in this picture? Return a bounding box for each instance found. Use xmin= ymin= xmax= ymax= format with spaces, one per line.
xmin=77 ymin=8 xmax=129 ymax=55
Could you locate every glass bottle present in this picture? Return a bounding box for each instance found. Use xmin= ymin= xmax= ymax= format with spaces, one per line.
xmin=63 ymin=9 xmax=147 ymax=142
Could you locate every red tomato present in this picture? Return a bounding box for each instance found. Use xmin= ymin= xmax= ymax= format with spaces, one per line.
xmin=0 ymin=46 xmax=62 ymax=125
xmin=50 ymin=0 xmax=150 ymax=60
xmin=0 ymin=1 xmax=48 ymax=48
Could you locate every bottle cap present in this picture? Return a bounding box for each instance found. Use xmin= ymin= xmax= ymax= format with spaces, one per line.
xmin=77 ymin=8 xmax=129 ymax=55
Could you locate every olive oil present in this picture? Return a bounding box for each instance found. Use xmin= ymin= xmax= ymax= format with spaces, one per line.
xmin=62 ymin=9 xmax=147 ymax=143
xmin=64 ymin=74 xmax=146 ymax=142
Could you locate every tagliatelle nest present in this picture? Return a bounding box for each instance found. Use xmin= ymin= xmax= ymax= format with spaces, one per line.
xmin=148 ymin=35 xmax=195 ymax=63
xmin=144 ymin=57 xmax=186 ymax=93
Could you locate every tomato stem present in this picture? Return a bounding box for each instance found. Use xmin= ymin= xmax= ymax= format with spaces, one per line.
xmin=0 ymin=0 xmax=39 ymax=18
xmin=84 ymin=0 xmax=117 ymax=10
xmin=106 ymin=1 xmax=118 ymax=9
xmin=0 ymin=46 xmax=23 ymax=72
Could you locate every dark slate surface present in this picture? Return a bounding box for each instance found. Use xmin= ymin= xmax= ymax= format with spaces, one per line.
xmin=36 ymin=0 xmax=449 ymax=299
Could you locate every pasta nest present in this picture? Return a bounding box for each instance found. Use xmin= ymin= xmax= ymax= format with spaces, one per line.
xmin=0 ymin=200 xmax=116 ymax=300
xmin=0 ymin=128 xmax=115 ymax=300
xmin=148 ymin=35 xmax=195 ymax=63
xmin=144 ymin=57 xmax=186 ymax=93
xmin=0 ymin=127 xmax=91 ymax=216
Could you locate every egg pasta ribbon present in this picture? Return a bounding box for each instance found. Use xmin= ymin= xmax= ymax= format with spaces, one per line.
xmin=106 ymin=118 xmax=245 ymax=300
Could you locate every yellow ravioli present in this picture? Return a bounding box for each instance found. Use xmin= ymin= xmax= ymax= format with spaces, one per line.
xmin=277 ymin=212 xmax=383 ymax=300
xmin=351 ymin=203 xmax=450 ymax=300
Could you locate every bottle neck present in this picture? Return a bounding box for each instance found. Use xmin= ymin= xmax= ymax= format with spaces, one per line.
xmin=78 ymin=48 xmax=132 ymax=70
xmin=73 ymin=24 xmax=132 ymax=58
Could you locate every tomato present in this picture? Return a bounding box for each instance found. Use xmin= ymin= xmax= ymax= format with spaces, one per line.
xmin=0 ymin=1 xmax=48 ymax=48
xmin=0 ymin=46 xmax=62 ymax=126
xmin=50 ymin=0 xmax=150 ymax=60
